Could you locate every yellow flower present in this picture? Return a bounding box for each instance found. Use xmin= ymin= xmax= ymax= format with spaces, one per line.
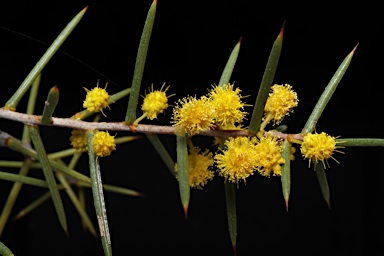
xmin=141 ymin=83 xmax=172 ymax=120
xmin=300 ymin=132 xmax=341 ymax=168
xmin=263 ymin=84 xmax=298 ymax=126
xmin=172 ymin=96 xmax=215 ymax=136
xmin=254 ymin=136 xmax=285 ymax=177
xmin=175 ymin=147 xmax=214 ymax=189
xmin=69 ymin=129 xmax=88 ymax=151
xmin=83 ymin=82 xmax=110 ymax=115
xmin=215 ymin=136 xmax=258 ymax=184
xmin=92 ymin=131 xmax=116 ymax=157
xmin=208 ymin=83 xmax=248 ymax=129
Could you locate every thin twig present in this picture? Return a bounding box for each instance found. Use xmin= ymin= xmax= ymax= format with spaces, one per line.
xmin=0 ymin=109 xmax=304 ymax=140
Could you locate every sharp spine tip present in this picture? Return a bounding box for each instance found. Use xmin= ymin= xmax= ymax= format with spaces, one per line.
xmin=183 ymin=205 xmax=188 ymax=219
xmin=352 ymin=42 xmax=359 ymax=53
xmin=285 ymin=198 xmax=289 ymax=212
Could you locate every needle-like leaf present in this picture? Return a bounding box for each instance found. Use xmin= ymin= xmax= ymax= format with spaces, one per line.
xmin=248 ymin=22 xmax=285 ymax=134
xmin=13 ymin=191 xmax=58 ymax=221
xmin=314 ymin=162 xmax=331 ymax=208
xmin=146 ymin=134 xmax=175 ymax=177
xmin=6 ymin=136 xmax=91 ymax=183
xmin=218 ymin=38 xmax=242 ymax=255
xmin=0 ymin=171 xmax=47 ymax=187
xmin=336 ymin=138 xmax=384 ymax=147
xmin=1 ymin=75 xmax=40 ymax=236
xmin=87 ymin=131 xmax=112 ymax=256
xmin=22 ymin=73 xmax=41 ymax=143
xmin=302 ymin=44 xmax=358 ymax=135
xmin=225 ymin=182 xmax=237 ymax=254
xmin=55 ymin=171 xmax=97 ymax=237
xmin=0 ymin=241 xmax=14 ymax=256
xmin=176 ymin=134 xmax=189 ymax=218
xmin=4 ymin=7 xmax=88 ymax=111
xmin=28 ymin=125 xmax=68 ymax=234
xmin=219 ymin=38 xmax=241 ymax=87
xmin=2 ymin=137 xmax=142 ymax=196
xmin=0 ymin=159 xmax=33 ymax=236
xmin=281 ymin=139 xmax=291 ymax=211
xmin=125 ymin=0 xmax=157 ymax=124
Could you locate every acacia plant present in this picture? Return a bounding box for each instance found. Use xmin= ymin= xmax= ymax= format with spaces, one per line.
xmin=0 ymin=1 xmax=380 ymax=255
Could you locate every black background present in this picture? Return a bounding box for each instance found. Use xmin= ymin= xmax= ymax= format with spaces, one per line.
xmin=0 ymin=1 xmax=383 ymax=255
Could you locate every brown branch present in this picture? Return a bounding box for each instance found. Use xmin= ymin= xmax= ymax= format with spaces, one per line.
xmin=0 ymin=109 xmax=304 ymax=140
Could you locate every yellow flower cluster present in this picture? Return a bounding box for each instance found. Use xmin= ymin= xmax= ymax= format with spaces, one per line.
xmin=83 ymin=82 xmax=110 ymax=115
xmin=141 ymin=83 xmax=172 ymax=120
xmin=172 ymin=83 xmax=248 ymax=135
xmin=175 ymin=147 xmax=214 ymax=189
xmin=215 ymin=137 xmax=259 ymax=183
xmin=300 ymin=132 xmax=340 ymax=168
xmin=69 ymin=129 xmax=88 ymax=151
xmin=92 ymin=131 xmax=116 ymax=157
xmin=69 ymin=130 xmax=116 ymax=158
xmin=172 ymin=96 xmax=215 ymax=136
xmin=215 ymin=135 xmax=286 ymax=183
xmin=208 ymin=84 xmax=247 ymax=129
xmin=263 ymin=84 xmax=298 ymax=126
xmin=254 ymin=136 xmax=285 ymax=177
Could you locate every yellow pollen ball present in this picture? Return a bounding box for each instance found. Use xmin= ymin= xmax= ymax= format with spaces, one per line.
xmin=254 ymin=136 xmax=285 ymax=177
xmin=92 ymin=131 xmax=116 ymax=157
xmin=208 ymin=83 xmax=248 ymax=129
xmin=83 ymin=85 xmax=109 ymax=114
xmin=215 ymin=136 xmax=258 ymax=184
xmin=142 ymin=88 xmax=169 ymax=120
xmin=69 ymin=129 xmax=88 ymax=151
xmin=175 ymin=147 xmax=214 ymax=189
xmin=300 ymin=132 xmax=337 ymax=167
xmin=264 ymin=84 xmax=298 ymax=125
xmin=172 ymin=96 xmax=215 ymax=136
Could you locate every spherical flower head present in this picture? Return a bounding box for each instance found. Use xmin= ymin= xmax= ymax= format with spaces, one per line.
xmin=175 ymin=147 xmax=215 ymax=189
xmin=254 ymin=136 xmax=285 ymax=177
xmin=300 ymin=132 xmax=338 ymax=168
xmin=69 ymin=129 xmax=88 ymax=151
xmin=83 ymin=83 xmax=110 ymax=115
xmin=141 ymin=83 xmax=171 ymax=120
xmin=172 ymin=96 xmax=215 ymax=136
xmin=208 ymin=83 xmax=248 ymax=129
xmin=263 ymin=84 xmax=298 ymax=125
xmin=215 ymin=136 xmax=259 ymax=184
xmin=92 ymin=131 xmax=116 ymax=157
